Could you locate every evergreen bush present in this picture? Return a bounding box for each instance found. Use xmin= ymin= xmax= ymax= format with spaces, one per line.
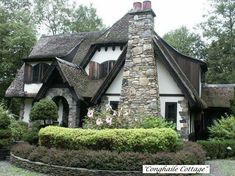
xmin=30 ymin=98 xmax=58 ymax=125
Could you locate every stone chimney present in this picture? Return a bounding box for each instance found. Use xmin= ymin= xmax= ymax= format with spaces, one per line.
xmin=119 ymin=1 xmax=161 ymax=116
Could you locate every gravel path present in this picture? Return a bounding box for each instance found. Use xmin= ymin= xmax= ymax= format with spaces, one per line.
xmin=0 ymin=161 xmax=47 ymax=176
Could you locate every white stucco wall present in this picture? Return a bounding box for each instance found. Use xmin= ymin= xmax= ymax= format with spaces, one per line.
xmin=24 ymin=83 xmax=43 ymax=94
xmin=106 ymin=68 xmax=124 ymax=94
xmin=22 ymin=99 xmax=33 ymax=123
xmin=157 ymin=60 xmax=182 ymax=94
xmin=85 ymin=46 xmax=123 ymax=74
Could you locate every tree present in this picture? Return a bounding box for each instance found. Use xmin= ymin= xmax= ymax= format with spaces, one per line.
xmin=200 ymin=0 xmax=235 ymax=83
xmin=33 ymin=0 xmax=104 ymax=35
xmin=163 ymin=26 xmax=207 ymax=60
xmin=30 ymin=98 xmax=58 ymax=125
xmin=0 ymin=1 xmax=36 ymax=103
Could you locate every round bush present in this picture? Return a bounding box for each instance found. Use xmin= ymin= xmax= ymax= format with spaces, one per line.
xmin=30 ymin=98 xmax=58 ymax=125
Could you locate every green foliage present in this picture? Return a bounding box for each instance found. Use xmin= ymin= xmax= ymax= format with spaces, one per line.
xmin=208 ymin=115 xmax=235 ymax=140
xmin=9 ymin=119 xmax=28 ymax=141
xmin=163 ymin=26 xmax=206 ymax=60
xmin=39 ymin=126 xmax=181 ymax=153
xmin=30 ymin=98 xmax=58 ymax=125
xmin=198 ymin=140 xmax=235 ymax=159
xmin=138 ymin=116 xmax=176 ymax=129
xmin=33 ymin=0 xmax=104 ymax=34
xmin=0 ymin=105 xmax=12 ymax=149
xmin=201 ymin=0 xmax=235 ymax=83
xmin=12 ymin=142 xmax=205 ymax=171
xmin=83 ymin=106 xmax=176 ymax=130
xmin=0 ymin=1 xmax=36 ymax=104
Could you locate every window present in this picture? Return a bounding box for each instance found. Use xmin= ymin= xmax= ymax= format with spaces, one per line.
xmin=89 ymin=60 xmax=116 ymax=80
xmin=110 ymin=101 xmax=119 ymax=110
xmin=32 ymin=63 xmax=50 ymax=83
xmin=165 ymin=102 xmax=177 ymax=123
xmin=24 ymin=63 xmax=50 ymax=83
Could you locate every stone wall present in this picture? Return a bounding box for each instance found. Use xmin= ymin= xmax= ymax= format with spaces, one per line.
xmin=46 ymin=88 xmax=78 ymax=128
xmin=119 ymin=9 xmax=160 ymax=116
xmin=10 ymin=154 xmax=142 ymax=176
xmin=178 ymin=98 xmax=190 ymax=140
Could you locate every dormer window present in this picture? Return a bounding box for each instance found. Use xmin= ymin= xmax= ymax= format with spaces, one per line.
xmin=24 ymin=63 xmax=50 ymax=83
xmin=89 ymin=60 xmax=116 ymax=79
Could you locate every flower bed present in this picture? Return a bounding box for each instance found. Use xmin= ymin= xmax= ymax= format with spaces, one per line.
xmin=39 ymin=126 xmax=181 ymax=153
xmin=11 ymin=142 xmax=206 ymax=172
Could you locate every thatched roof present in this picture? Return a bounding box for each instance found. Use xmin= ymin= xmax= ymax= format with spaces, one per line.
xmin=5 ymin=65 xmax=25 ymax=98
xmin=202 ymin=84 xmax=235 ymax=108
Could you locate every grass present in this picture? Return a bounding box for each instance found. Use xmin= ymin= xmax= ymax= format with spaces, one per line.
xmin=0 ymin=161 xmax=46 ymax=176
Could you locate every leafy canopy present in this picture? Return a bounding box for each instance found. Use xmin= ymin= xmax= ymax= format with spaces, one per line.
xmin=163 ymin=26 xmax=206 ymax=60
xmin=33 ymin=0 xmax=104 ymax=34
xmin=200 ymin=0 xmax=235 ymax=83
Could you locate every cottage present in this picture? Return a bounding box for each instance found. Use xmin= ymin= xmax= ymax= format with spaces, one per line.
xmin=5 ymin=1 xmax=234 ymax=139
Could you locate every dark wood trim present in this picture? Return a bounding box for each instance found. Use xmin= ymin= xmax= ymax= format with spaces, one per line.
xmin=104 ymin=93 xmax=121 ymax=96
xmin=91 ymin=46 xmax=127 ymax=104
xmin=160 ymin=94 xmax=184 ymax=97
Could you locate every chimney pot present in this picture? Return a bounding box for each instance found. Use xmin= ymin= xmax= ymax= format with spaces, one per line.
xmin=143 ymin=1 xmax=151 ymax=10
xmin=133 ymin=2 xmax=142 ymax=11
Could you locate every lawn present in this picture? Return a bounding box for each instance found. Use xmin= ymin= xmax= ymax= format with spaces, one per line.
xmin=0 ymin=161 xmax=47 ymax=176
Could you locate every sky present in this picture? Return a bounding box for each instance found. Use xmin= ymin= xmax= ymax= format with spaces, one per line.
xmin=74 ymin=0 xmax=210 ymax=37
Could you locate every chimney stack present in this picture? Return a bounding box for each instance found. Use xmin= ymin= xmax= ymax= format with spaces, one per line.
xmin=119 ymin=1 xmax=160 ymax=116
xmin=143 ymin=1 xmax=151 ymax=10
xmin=133 ymin=2 xmax=142 ymax=11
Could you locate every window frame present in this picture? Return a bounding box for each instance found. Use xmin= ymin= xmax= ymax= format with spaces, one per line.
xmin=165 ymin=102 xmax=177 ymax=123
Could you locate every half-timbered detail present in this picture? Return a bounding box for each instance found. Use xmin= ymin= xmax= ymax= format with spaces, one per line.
xmin=5 ymin=1 xmax=234 ymax=140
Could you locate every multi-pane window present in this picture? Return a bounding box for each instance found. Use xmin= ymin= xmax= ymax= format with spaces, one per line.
xmin=24 ymin=63 xmax=50 ymax=83
xmin=165 ymin=102 xmax=177 ymax=123
xmin=89 ymin=60 xmax=116 ymax=80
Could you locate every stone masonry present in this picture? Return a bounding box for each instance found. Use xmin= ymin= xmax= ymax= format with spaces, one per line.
xmin=119 ymin=2 xmax=161 ymax=116
xmin=46 ymin=88 xmax=78 ymax=128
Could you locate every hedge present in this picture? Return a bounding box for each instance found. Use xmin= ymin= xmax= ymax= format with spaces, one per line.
xmin=39 ymin=126 xmax=181 ymax=153
xmin=11 ymin=142 xmax=206 ymax=171
xmin=197 ymin=140 xmax=235 ymax=159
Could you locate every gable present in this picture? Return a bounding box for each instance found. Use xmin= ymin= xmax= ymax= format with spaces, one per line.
xmin=157 ymin=59 xmax=182 ymax=94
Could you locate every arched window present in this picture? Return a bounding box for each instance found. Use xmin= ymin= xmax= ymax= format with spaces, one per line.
xmin=89 ymin=60 xmax=116 ymax=80
xmin=32 ymin=63 xmax=50 ymax=83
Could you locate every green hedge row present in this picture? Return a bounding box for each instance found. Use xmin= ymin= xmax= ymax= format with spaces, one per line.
xmin=11 ymin=142 xmax=206 ymax=171
xmin=39 ymin=126 xmax=181 ymax=153
xmin=197 ymin=140 xmax=235 ymax=159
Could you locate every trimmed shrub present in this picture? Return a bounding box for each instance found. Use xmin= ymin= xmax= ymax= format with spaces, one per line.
xmin=208 ymin=115 xmax=235 ymax=140
xmin=11 ymin=142 xmax=36 ymax=159
xmin=30 ymin=98 xmax=58 ymax=125
xmin=11 ymin=142 xmax=205 ymax=171
xmin=198 ymin=140 xmax=235 ymax=159
xmin=0 ymin=105 xmax=12 ymax=149
xmin=39 ymin=126 xmax=181 ymax=153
